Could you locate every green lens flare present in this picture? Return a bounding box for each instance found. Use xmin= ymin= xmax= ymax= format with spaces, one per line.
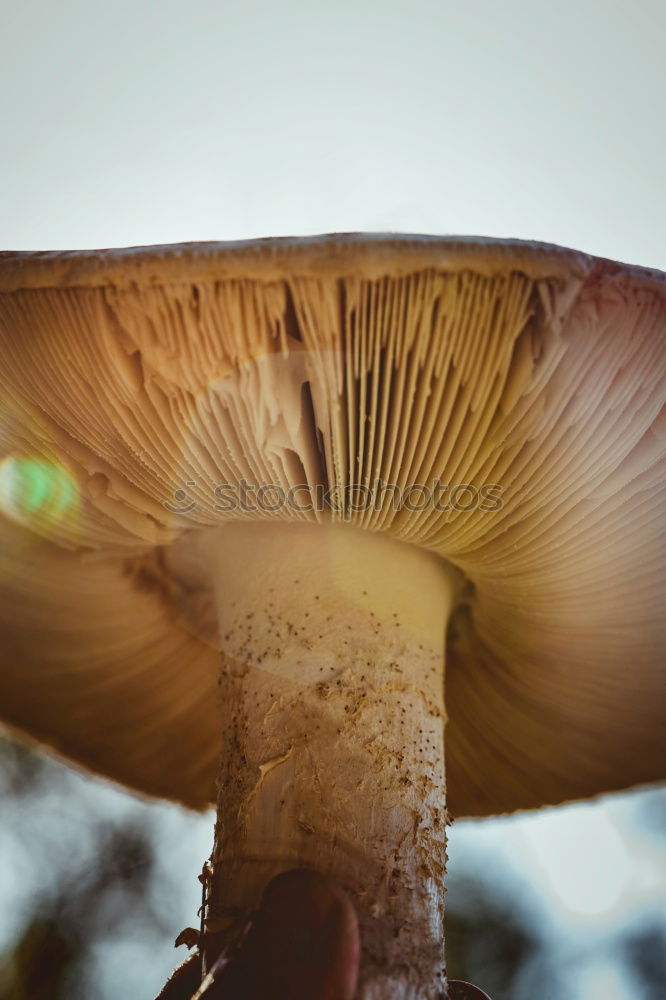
xmin=20 ymin=459 xmax=51 ymax=512
xmin=0 ymin=456 xmax=79 ymax=523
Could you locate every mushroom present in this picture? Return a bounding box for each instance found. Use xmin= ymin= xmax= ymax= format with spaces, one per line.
xmin=0 ymin=235 xmax=663 ymax=998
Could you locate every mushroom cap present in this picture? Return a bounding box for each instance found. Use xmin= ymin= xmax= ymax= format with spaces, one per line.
xmin=0 ymin=234 xmax=664 ymax=817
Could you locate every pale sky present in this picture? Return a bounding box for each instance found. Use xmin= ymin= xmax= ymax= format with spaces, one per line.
xmin=1 ymin=0 xmax=664 ymax=270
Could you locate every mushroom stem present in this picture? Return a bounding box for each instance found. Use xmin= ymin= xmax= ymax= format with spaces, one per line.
xmin=202 ymin=522 xmax=458 ymax=999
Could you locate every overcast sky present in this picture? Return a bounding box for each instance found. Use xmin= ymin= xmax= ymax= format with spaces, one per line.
xmin=1 ymin=0 xmax=664 ymax=269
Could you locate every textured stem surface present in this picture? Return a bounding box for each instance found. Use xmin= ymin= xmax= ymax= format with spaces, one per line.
xmin=201 ymin=522 xmax=457 ymax=998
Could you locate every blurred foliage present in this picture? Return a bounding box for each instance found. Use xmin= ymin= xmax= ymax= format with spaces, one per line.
xmin=445 ymin=874 xmax=539 ymax=998
xmin=622 ymin=922 xmax=666 ymax=1000
xmin=0 ymin=738 xmax=171 ymax=1000
xmin=1 ymin=823 xmax=159 ymax=999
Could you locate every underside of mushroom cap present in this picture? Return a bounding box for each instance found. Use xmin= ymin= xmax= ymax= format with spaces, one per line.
xmin=0 ymin=234 xmax=664 ymax=816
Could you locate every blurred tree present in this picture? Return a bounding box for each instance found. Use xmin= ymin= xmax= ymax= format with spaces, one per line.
xmin=0 ymin=738 xmax=171 ymax=1000
xmin=445 ymin=873 xmax=540 ymax=999
xmin=0 ymin=819 xmax=162 ymax=1000
xmin=622 ymin=922 xmax=666 ymax=1000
